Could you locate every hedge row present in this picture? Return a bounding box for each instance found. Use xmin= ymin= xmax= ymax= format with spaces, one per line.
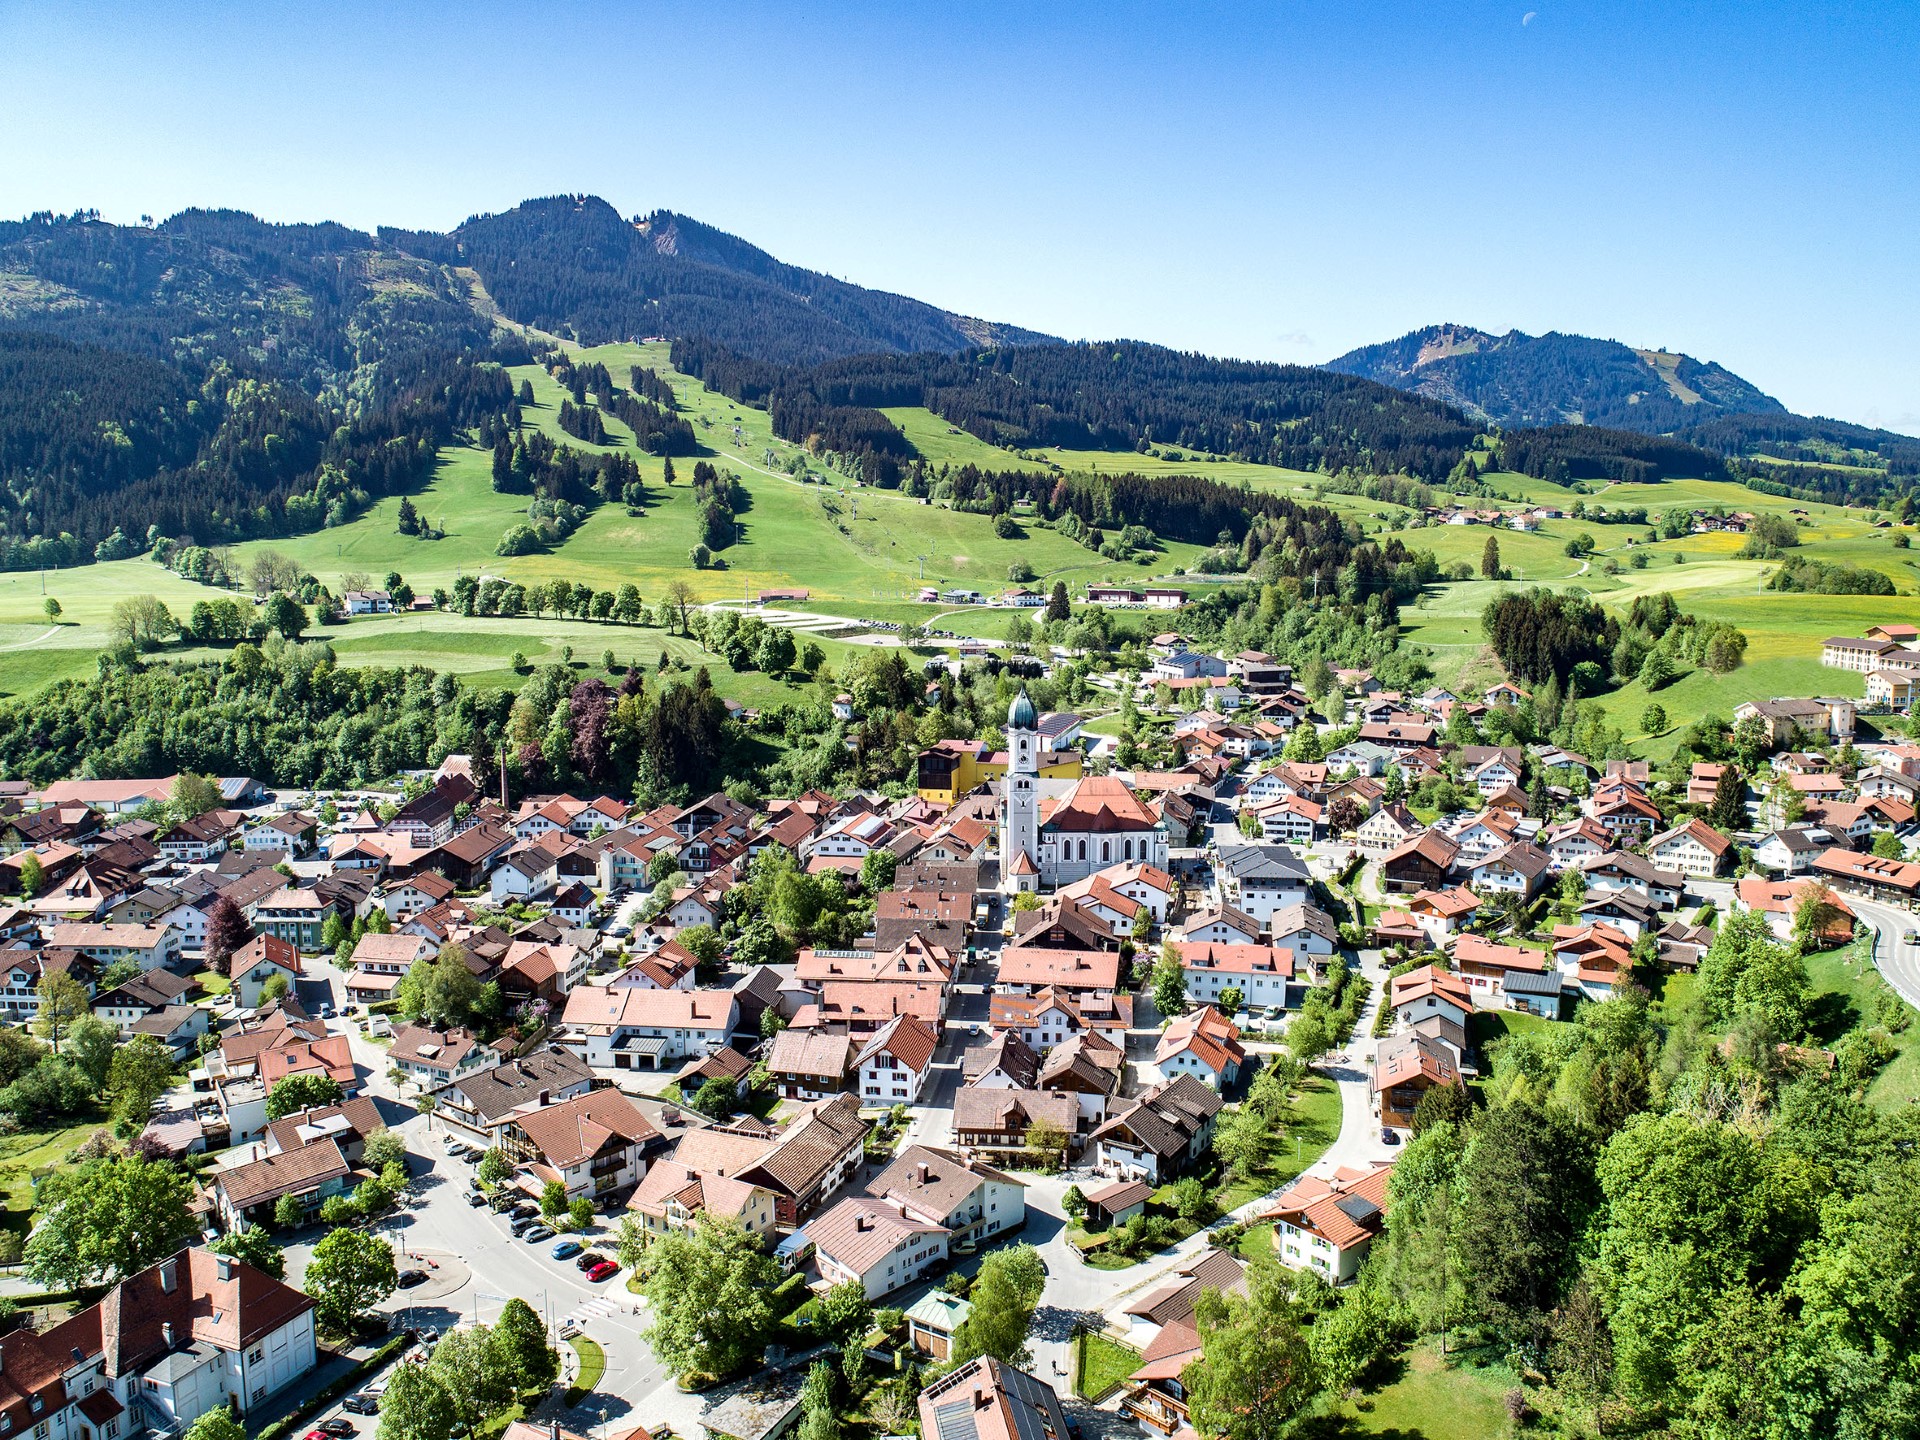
xmin=255 ymin=1332 xmax=412 ymax=1440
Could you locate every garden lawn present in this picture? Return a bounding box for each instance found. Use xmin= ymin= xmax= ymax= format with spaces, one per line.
xmin=1074 ymin=1332 xmax=1141 ymax=1401
xmin=1214 ymin=1075 xmax=1343 ymax=1211
xmin=0 ymin=1119 xmax=103 ymax=1234
xmin=1468 ymin=1007 xmax=1569 ymax=1050
xmin=1802 ymin=936 xmax=1920 ymax=1108
xmin=1236 ymin=1220 xmax=1277 ymax=1262
xmin=1331 ymin=1341 xmax=1519 ymax=1440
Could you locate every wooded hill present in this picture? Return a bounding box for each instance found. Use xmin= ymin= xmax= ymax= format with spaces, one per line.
xmin=453 ymin=196 xmax=1057 ymax=365
xmin=1 ymin=199 xmax=1912 ymax=565
xmin=1332 ymin=322 xmax=1918 ymax=503
xmin=1326 ymin=323 xmax=1786 ymax=433
xmin=672 ymin=338 xmax=1479 ymax=483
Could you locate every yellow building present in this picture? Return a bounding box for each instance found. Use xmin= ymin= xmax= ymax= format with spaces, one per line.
xmin=916 ymin=739 xmax=1082 ymax=805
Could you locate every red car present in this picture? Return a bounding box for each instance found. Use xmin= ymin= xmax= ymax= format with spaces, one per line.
xmin=585 ymin=1260 xmax=620 ymax=1282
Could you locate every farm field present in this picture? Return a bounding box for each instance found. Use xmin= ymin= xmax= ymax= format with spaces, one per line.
xmin=1388 ymin=473 xmax=1915 ymax=752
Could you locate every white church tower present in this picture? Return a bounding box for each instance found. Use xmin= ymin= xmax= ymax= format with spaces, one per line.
xmin=1001 ymin=686 xmax=1040 ymax=894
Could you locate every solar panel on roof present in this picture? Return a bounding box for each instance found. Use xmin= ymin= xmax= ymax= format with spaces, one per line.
xmin=1335 ymin=1194 xmax=1380 ymax=1223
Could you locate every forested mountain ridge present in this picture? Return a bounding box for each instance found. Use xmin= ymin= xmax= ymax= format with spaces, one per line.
xmin=453 ymin=196 xmax=1057 ymax=364
xmin=1326 ymin=323 xmax=1786 ymax=433
xmin=673 ymin=337 xmax=1479 ymax=485
xmin=0 ymin=208 xmax=502 ymax=405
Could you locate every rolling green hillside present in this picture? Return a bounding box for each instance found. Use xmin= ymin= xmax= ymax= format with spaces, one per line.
xmin=0 ymin=342 xmax=1208 ymax=697
xmin=1 ymin=340 xmax=1910 ymax=763
xmin=1382 ymin=473 xmax=1919 ymax=751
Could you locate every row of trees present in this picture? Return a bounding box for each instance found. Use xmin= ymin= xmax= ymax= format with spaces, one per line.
xmin=375 ymin=1298 xmax=558 ymax=1440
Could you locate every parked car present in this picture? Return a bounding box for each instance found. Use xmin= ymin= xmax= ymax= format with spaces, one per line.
xmin=397 ymin=1270 xmax=429 ymax=1289
xmin=586 ymin=1260 xmax=620 ymax=1282
xmin=550 ymin=1239 xmax=583 ymax=1260
xmin=509 ymin=1216 xmax=540 ymax=1236
xmin=466 ymin=1191 xmax=488 ymax=1207
xmin=341 ymin=1396 xmax=380 ymax=1416
xmin=574 ymin=1251 xmax=606 ymax=1272
xmin=316 ymin=1422 xmax=356 ymax=1437
xmin=524 ymin=1225 xmax=555 ymax=1243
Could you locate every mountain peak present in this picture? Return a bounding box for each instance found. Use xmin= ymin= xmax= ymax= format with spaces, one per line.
xmin=1325 ymin=324 xmax=1784 ymax=434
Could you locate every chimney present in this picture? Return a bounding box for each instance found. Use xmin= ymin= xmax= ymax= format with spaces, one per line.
xmin=161 ymin=1322 xmax=174 ymax=1350
xmin=214 ymin=1255 xmax=233 ymax=1281
xmin=915 ymin=1163 xmax=930 ymax=1185
xmin=856 ymin=1213 xmax=872 ymax=1232
xmin=537 ymin=1090 xmax=549 ymax=1107
xmin=158 ymin=1258 xmax=177 ymax=1294
xmin=974 ymin=1386 xmax=991 ymax=1410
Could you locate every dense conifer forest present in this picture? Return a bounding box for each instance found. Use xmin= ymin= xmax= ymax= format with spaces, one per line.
xmin=672 ymin=338 xmax=1480 ymax=482
xmin=1498 ymin=424 xmax=1729 ymax=485
xmin=452 ymin=196 xmax=1054 ymax=365
xmin=0 ymin=329 xmax=515 ymax=562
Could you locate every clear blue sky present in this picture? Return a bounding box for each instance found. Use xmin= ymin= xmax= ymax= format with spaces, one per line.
xmin=3 ymin=0 xmax=1915 ymax=430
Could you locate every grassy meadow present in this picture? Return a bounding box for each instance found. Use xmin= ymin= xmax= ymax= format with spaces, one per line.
xmin=0 ymin=336 xmax=1912 ymax=757
xmin=1381 ymin=470 xmax=1916 ymax=752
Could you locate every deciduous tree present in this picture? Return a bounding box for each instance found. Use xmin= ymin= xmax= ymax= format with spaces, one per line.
xmin=1185 ymin=1255 xmax=1322 ymax=1440
xmin=305 ymin=1227 xmax=398 ymax=1332
xmin=377 ymin=1348 xmax=458 ymax=1440
xmin=265 ymin=1073 xmax=344 ymax=1121
xmin=208 ymin=1225 xmax=285 ymax=1279
xmin=491 ymin=1296 xmax=559 ymax=1393
xmin=204 ymin=895 xmax=253 ymax=968
xmin=31 ymin=972 xmax=90 ymax=1053
xmin=24 ymin=1154 xmax=196 ymax=1288
xmin=952 ymin=1245 xmax=1044 ymax=1367
xmin=107 ymin=1034 xmax=175 ymax=1131
xmin=637 ymin=1216 xmax=781 ymax=1382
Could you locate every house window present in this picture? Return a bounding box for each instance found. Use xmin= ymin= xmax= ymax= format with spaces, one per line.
xmin=248 ymin=1346 xmax=264 ymax=1363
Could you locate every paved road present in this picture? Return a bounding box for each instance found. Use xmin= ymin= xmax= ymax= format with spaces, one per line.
xmin=1838 ymin=892 xmax=1920 ymax=1009
xmin=281 ymin=1108 xmax=672 ymax=1433
xmin=1310 ymin=947 xmax=1397 ymax=1171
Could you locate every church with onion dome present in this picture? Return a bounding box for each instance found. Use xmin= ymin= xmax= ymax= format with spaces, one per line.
xmin=1001 ymin=687 xmax=1169 ymax=893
